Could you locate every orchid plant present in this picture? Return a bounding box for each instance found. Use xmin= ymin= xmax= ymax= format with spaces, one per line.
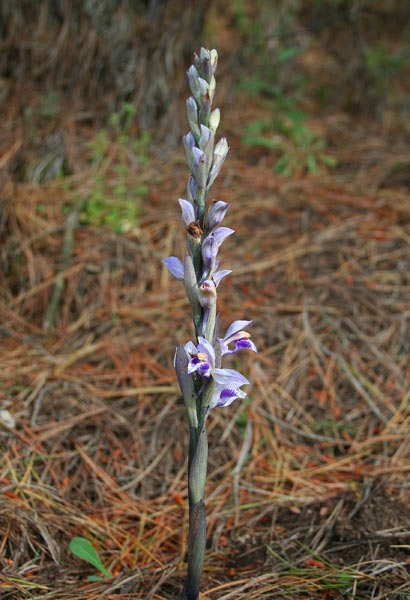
xmin=162 ymin=48 xmax=256 ymax=600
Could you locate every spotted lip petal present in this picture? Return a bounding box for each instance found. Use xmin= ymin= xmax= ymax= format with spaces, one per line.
xmin=208 ymin=383 xmax=247 ymax=409
xmin=188 ymin=357 xmax=212 ymax=377
xmin=234 ymin=338 xmax=257 ymax=352
xmin=185 ymin=337 xmax=215 ymax=378
xmin=210 ymin=364 xmax=249 ymax=409
xmin=162 ymin=257 xmax=184 ymax=281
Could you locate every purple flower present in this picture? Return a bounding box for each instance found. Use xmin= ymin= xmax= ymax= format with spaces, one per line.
xmin=202 ymin=226 xmax=234 ymax=274
xmin=179 ymin=198 xmax=196 ymax=227
xmin=206 ymin=201 xmax=229 ymax=232
xmin=184 ymin=339 xmax=250 ymax=408
xmin=209 ymin=368 xmax=249 ymax=408
xmin=162 ymin=256 xmax=184 ymax=281
xmin=185 ymin=337 xmax=215 ymax=378
xmin=219 ymin=320 xmax=257 ymax=356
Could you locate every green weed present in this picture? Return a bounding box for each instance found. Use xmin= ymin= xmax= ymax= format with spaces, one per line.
xmin=242 ymin=101 xmax=337 ymax=176
xmin=234 ymin=2 xmax=336 ymax=176
xmin=81 ymin=103 xmax=150 ymax=233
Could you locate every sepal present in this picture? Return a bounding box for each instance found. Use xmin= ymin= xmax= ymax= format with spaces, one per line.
xmin=198 ymin=126 xmax=215 ymax=175
xmin=174 ymin=344 xmax=198 ymax=428
xmin=184 ymin=251 xmax=200 ymax=316
xmin=207 ymin=137 xmax=229 ymax=188
xmin=209 ymin=108 xmax=220 ymax=134
xmin=192 ymin=147 xmax=207 ymax=188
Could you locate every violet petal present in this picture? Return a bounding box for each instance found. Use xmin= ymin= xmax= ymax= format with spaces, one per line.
xmin=179 ymin=198 xmax=196 ymax=227
xmin=213 ymin=269 xmax=232 ymax=287
xmin=212 ymin=368 xmax=249 ymax=387
xmin=224 ymin=320 xmax=253 ymax=341
xmin=207 ymin=201 xmax=229 ymax=231
xmin=162 ymin=256 xmax=184 ymax=281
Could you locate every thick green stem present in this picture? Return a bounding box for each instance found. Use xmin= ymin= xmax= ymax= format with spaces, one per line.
xmin=182 ymin=424 xmax=208 ymax=600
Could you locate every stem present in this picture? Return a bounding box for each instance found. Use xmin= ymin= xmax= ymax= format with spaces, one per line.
xmin=181 ymin=423 xmax=208 ymax=600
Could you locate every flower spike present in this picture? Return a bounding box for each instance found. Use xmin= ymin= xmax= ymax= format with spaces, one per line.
xmin=163 ymin=48 xmax=255 ymax=600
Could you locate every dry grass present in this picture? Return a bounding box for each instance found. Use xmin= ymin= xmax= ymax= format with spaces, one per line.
xmin=1 ymin=98 xmax=410 ymax=599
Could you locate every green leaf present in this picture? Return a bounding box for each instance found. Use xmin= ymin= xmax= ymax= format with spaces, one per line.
xmin=69 ymin=537 xmax=112 ymax=578
xmin=87 ymin=575 xmax=106 ymax=582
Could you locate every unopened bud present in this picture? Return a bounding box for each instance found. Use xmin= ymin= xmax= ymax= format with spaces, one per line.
xmin=209 ymin=108 xmax=220 ymax=134
xmin=199 ymin=125 xmax=215 ymax=175
xmin=207 ymin=201 xmax=229 ymax=231
xmin=198 ymin=279 xmax=217 ymax=308
xmin=187 ymin=177 xmax=197 ymax=204
xmin=208 ymin=76 xmax=216 ymax=102
xmin=207 ymin=137 xmax=229 ymax=188
xmin=187 ymin=65 xmax=201 ymax=103
xmin=186 ymin=96 xmax=200 ymax=142
xmin=183 ymin=131 xmax=196 ymax=173
xmin=192 ymin=147 xmax=207 ymax=188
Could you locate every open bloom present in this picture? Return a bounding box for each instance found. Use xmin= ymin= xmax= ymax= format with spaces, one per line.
xmin=185 ymin=337 xmax=215 ymax=377
xmin=184 ymin=338 xmax=250 ymax=409
xmin=219 ymin=320 xmax=257 ymax=356
xmin=209 ymin=368 xmax=249 ymax=408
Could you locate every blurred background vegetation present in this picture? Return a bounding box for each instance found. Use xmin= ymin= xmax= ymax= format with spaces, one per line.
xmin=1 ymin=0 xmax=409 ymax=190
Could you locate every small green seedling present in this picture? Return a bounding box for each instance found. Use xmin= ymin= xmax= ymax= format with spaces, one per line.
xmin=69 ymin=536 xmax=112 ymax=581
